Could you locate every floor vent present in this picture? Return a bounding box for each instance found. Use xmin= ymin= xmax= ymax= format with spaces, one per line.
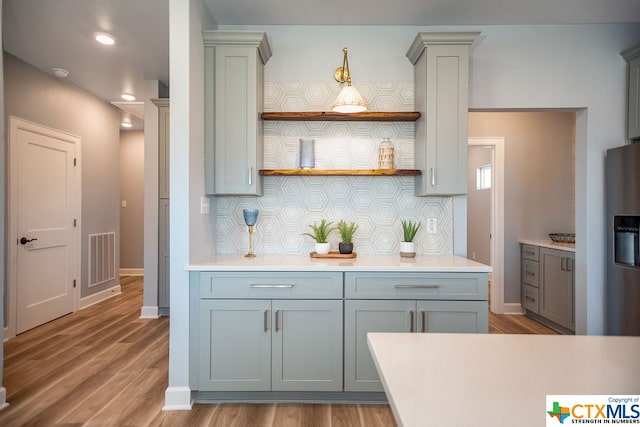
xmin=89 ymin=232 xmax=116 ymax=287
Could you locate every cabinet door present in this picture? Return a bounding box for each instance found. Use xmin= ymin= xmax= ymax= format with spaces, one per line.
xmin=344 ymin=300 xmax=415 ymax=392
xmin=158 ymin=104 xmax=170 ymax=198
xmin=414 ymin=44 xmax=470 ymax=196
xmin=539 ymin=248 xmax=574 ymax=331
xmin=417 ymin=300 xmax=488 ymax=333
xmin=158 ymin=199 xmax=170 ymax=308
xmin=628 ymin=55 xmax=640 ymax=139
xmin=199 ymin=299 xmax=271 ymax=391
xmin=271 ymin=299 xmax=343 ymax=392
xmin=205 ymin=45 xmax=263 ymax=196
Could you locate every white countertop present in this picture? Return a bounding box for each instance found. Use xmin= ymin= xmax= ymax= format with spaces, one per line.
xmin=520 ymin=239 xmax=576 ymax=252
xmin=367 ymin=333 xmax=640 ymax=427
xmin=186 ymin=254 xmax=491 ymax=273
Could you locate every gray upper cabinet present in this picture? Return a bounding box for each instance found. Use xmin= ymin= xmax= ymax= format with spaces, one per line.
xmin=622 ymin=45 xmax=640 ymax=140
xmin=407 ymin=32 xmax=480 ymax=196
xmin=203 ymin=31 xmax=272 ymax=196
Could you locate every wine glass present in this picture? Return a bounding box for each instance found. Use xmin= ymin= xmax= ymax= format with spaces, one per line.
xmin=242 ymin=209 xmax=259 ymax=257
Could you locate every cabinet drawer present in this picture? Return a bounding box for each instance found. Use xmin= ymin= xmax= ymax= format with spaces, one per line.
xmin=522 ymin=284 xmax=539 ymax=314
xmin=521 ymin=244 xmax=539 ymax=261
xmin=200 ymin=272 xmax=343 ymax=299
xmin=521 ymin=259 xmax=539 ymax=288
xmin=344 ymin=272 xmax=487 ymax=301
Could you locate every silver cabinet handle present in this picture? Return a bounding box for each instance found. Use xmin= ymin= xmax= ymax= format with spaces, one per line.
xmin=561 ymin=257 xmax=566 ymax=271
xmin=430 ymin=168 xmax=436 ymax=186
xmin=526 ymin=271 xmax=535 ymax=276
xmin=275 ymin=309 xmax=280 ymax=332
xmin=524 ymin=296 xmax=536 ymax=302
xmin=525 ymin=251 xmax=535 ymax=256
xmin=409 ymin=310 xmax=415 ymax=332
xmin=395 ymin=284 xmax=440 ymax=289
xmin=566 ymin=258 xmax=572 ymax=272
xmin=264 ymin=310 xmax=269 ymax=332
xmin=248 ymin=167 xmax=253 ymax=185
xmin=421 ymin=310 xmax=426 ymax=333
xmin=250 ymin=284 xmax=294 ymax=288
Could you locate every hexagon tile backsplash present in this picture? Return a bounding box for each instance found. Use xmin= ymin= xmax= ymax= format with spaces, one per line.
xmin=214 ymin=82 xmax=454 ymax=255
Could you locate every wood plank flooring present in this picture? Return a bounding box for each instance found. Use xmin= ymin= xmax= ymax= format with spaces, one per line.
xmin=0 ymin=276 xmax=555 ymax=426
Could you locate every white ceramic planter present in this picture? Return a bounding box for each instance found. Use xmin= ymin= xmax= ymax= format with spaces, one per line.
xmin=315 ymin=242 xmax=331 ymax=255
xmin=400 ymin=241 xmax=416 ymax=258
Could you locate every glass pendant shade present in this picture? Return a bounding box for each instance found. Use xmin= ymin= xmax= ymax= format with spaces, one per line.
xmin=331 ymin=84 xmax=368 ymax=113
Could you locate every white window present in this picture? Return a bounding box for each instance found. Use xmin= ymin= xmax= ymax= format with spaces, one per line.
xmin=476 ymin=164 xmax=492 ymax=190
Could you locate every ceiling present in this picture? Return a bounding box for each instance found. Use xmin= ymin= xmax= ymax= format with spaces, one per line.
xmin=3 ymin=0 xmax=640 ymax=131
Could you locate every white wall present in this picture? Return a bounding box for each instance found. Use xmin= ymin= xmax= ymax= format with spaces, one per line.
xmin=119 ymin=131 xmax=145 ymax=270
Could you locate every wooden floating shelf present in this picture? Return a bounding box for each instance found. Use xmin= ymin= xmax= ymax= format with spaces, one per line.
xmin=260 ymin=111 xmax=421 ymax=122
xmin=260 ymin=169 xmax=422 ymax=176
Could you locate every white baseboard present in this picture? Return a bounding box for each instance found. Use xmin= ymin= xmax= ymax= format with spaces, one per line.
xmin=0 ymin=387 xmax=9 ymax=412
xmin=80 ymin=285 xmax=122 ymax=309
xmin=163 ymin=386 xmax=193 ymax=411
xmin=120 ymin=268 xmax=143 ymax=276
xmin=503 ymin=303 xmax=525 ymax=315
xmin=140 ymin=306 xmax=160 ymax=319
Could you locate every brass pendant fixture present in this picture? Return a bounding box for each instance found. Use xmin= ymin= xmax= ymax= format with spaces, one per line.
xmin=331 ymin=47 xmax=368 ymax=113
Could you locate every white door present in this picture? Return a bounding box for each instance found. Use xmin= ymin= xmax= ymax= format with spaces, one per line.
xmin=9 ymin=117 xmax=80 ymax=335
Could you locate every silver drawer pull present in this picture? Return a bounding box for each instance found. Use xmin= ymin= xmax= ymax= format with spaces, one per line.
xmin=275 ymin=309 xmax=280 ymax=332
xmin=395 ymin=284 xmax=440 ymax=289
xmin=409 ymin=310 xmax=415 ymax=332
xmin=525 ymin=251 xmax=535 ymax=256
xmin=524 ymin=296 xmax=536 ymax=302
xmin=421 ymin=310 xmax=426 ymax=333
xmin=264 ymin=310 xmax=269 ymax=332
xmin=526 ymin=271 xmax=535 ymax=276
xmin=250 ymin=284 xmax=295 ymax=288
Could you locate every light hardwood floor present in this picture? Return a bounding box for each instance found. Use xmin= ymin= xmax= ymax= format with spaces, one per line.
xmin=0 ymin=276 xmax=555 ymax=426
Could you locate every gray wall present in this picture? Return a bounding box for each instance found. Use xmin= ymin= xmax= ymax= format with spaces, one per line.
xmin=469 ymin=111 xmax=575 ymax=304
xmin=467 ymin=146 xmax=493 ymax=266
xmin=4 ymin=53 xmax=121 ymax=298
xmin=0 ymin=0 xmax=6 ymax=408
xmin=119 ymin=130 xmax=144 ymax=270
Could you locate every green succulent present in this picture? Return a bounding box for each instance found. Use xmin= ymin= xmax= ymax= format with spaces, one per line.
xmin=401 ymin=220 xmax=421 ymax=242
xmin=337 ymin=220 xmax=358 ymax=244
xmin=302 ymin=219 xmax=336 ymax=243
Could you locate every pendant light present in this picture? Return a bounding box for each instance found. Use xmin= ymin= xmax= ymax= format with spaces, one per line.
xmin=331 ymin=47 xmax=368 ymax=113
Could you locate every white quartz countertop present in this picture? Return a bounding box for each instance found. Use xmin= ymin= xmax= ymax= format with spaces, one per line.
xmin=186 ymin=254 xmax=491 ymax=273
xmin=367 ymin=333 xmax=640 ymax=427
xmin=520 ymin=239 xmax=576 ymax=252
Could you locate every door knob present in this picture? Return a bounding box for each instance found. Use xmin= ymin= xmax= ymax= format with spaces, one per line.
xmin=19 ymin=237 xmax=37 ymax=245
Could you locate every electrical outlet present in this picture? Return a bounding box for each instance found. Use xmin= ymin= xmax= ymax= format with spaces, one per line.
xmin=200 ymin=196 xmax=210 ymax=215
xmin=426 ymin=218 xmax=437 ymax=234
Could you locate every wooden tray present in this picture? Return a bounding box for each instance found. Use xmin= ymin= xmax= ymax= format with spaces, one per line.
xmin=310 ymin=251 xmax=357 ymax=259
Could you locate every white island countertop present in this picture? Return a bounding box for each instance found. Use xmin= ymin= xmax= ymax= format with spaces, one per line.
xmin=186 ymin=254 xmax=491 ymax=273
xmin=368 ymin=333 xmax=640 ymax=427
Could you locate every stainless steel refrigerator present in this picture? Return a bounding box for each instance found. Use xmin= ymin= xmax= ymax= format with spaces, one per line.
xmin=606 ymin=143 xmax=640 ymax=336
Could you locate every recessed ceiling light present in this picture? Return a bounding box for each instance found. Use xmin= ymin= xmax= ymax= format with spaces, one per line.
xmin=94 ymin=32 xmax=115 ymax=45
xmin=121 ymin=121 xmax=133 ymax=128
xmin=52 ymin=67 xmax=69 ymax=78
xmin=121 ymin=93 xmax=136 ymax=101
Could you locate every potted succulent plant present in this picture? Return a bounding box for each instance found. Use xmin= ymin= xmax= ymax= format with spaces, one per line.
xmin=302 ymin=219 xmax=336 ymax=255
xmin=400 ymin=220 xmax=421 ymax=257
xmin=337 ymin=220 xmax=358 ymax=254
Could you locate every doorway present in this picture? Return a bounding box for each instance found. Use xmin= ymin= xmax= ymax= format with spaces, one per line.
xmin=7 ymin=116 xmax=81 ymax=337
xmin=468 ymin=137 xmax=505 ymax=314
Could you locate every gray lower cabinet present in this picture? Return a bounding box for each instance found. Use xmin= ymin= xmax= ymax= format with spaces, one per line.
xmin=521 ymin=243 xmax=574 ymax=333
xmin=539 ymin=248 xmax=575 ymax=331
xmin=344 ymin=272 xmax=488 ymax=392
xmin=196 ymin=271 xmax=343 ymax=392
